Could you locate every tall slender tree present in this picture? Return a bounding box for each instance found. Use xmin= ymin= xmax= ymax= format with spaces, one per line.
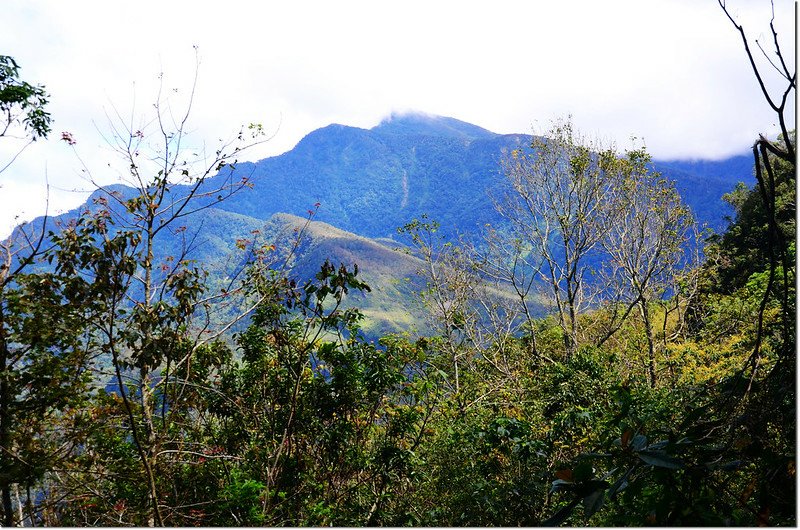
xmin=497 ymin=119 xmax=624 ymax=359
xmin=601 ymin=154 xmax=695 ymax=386
xmin=52 ymin=56 xmax=268 ymax=526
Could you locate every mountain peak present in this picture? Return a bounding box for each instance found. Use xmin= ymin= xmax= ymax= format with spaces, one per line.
xmin=371 ymin=111 xmax=496 ymax=140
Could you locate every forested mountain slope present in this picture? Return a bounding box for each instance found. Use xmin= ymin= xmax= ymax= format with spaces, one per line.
xmin=11 ymin=113 xmax=754 ymax=339
xmin=3 ymin=111 xmax=792 ymax=527
xmin=25 ymin=113 xmax=753 ymax=278
xmin=193 ymin=113 xmax=752 ymax=240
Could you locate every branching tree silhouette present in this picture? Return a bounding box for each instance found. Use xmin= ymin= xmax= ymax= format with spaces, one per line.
xmin=56 ymin=53 xmax=269 ymax=526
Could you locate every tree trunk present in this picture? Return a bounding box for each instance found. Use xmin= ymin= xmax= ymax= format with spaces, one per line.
xmin=0 ymin=306 xmax=14 ymax=527
xmin=13 ymin=483 xmax=22 ymax=526
xmin=639 ymin=300 xmax=657 ymax=388
xmin=140 ymin=370 xmax=163 ymax=527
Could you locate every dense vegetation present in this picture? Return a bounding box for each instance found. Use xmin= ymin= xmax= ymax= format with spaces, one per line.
xmin=0 ymin=5 xmax=795 ymax=525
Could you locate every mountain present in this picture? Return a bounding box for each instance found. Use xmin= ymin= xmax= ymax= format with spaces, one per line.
xmin=371 ymin=112 xmax=497 ymax=140
xmin=199 ymin=113 xmax=524 ymax=242
xmin=656 ymin=154 xmax=754 ymax=182
xmin=12 ymin=113 xmax=755 ymax=334
xmin=199 ymin=112 xmax=751 ymax=241
xmin=655 ymin=154 xmax=755 ymax=230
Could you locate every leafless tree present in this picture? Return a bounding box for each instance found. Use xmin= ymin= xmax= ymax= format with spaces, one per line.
xmin=497 ymin=118 xmax=624 ymax=360
xmin=600 ymin=155 xmax=695 ymax=387
xmin=398 ymin=217 xmax=530 ymax=412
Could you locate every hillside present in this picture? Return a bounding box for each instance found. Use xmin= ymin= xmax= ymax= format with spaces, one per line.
xmin=4 ymin=113 xmax=791 ymax=528
xmin=11 ymin=113 xmax=755 ymax=335
xmin=262 ymin=212 xmax=432 ymax=337
xmin=197 ymin=112 xmax=752 ymax=239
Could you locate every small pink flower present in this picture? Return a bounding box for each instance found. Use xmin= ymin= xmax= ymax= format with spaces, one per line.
xmin=61 ymin=131 xmax=76 ymax=145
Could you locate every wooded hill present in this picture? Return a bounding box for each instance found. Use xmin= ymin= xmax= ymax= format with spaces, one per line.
xmin=0 ymin=14 xmax=794 ymax=523
xmin=18 ymin=113 xmax=754 ymax=338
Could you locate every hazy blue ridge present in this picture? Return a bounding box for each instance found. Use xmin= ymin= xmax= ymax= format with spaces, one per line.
xmin=199 ymin=115 xmax=750 ymax=239
xmin=10 ymin=113 xmax=755 ymax=279
xmin=656 ymin=154 xmax=754 ymax=182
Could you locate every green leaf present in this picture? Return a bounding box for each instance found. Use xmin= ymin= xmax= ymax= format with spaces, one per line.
xmin=607 ymin=466 xmax=634 ymax=499
xmin=550 ymin=479 xmax=573 ymax=494
xmin=582 ymin=488 xmax=605 ymax=518
xmin=608 ymin=476 xmax=628 ymax=499
xmin=718 ymin=460 xmax=743 ymax=471
xmin=636 ymin=450 xmax=684 ymax=469
xmin=630 ymin=434 xmax=647 ymax=451
xmin=541 ymin=498 xmax=579 ymax=527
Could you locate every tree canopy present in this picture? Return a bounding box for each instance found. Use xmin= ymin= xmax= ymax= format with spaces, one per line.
xmin=0 ymin=8 xmax=795 ymax=521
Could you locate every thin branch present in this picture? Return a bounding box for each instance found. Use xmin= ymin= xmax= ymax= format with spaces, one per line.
xmin=718 ymin=0 xmax=781 ymax=113
xmin=755 ymin=39 xmax=791 ymax=82
xmin=0 ymin=139 xmax=33 ymax=175
xmin=768 ymin=0 xmax=794 ymax=83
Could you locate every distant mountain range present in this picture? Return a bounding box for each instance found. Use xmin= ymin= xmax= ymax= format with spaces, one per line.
xmin=200 ymin=112 xmax=753 ymax=240
xmin=16 ymin=113 xmax=756 ymax=334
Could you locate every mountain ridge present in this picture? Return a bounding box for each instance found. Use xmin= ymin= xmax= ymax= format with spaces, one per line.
xmin=9 ymin=113 xmax=756 ymax=335
xmin=198 ymin=114 xmax=751 ymax=240
xmin=22 ymin=113 xmax=756 ymax=260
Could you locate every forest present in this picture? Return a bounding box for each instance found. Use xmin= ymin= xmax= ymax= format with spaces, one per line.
xmin=0 ymin=4 xmax=795 ymax=528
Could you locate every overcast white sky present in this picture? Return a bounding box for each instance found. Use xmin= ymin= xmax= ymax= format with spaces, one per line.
xmin=0 ymin=0 xmax=795 ymax=237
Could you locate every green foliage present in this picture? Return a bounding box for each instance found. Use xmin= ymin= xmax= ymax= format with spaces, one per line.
xmin=0 ymin=212 xmax=115 ymax=524
xmin=2 ymin=134 xmax=787 ymax=528
xmin=412 ymin=411 xmax=547 ymax=526
xmin=710 ymin=148 xmax=796 ymax=294
xmin=189 ymin=261 xmax=427 ymax=526
xmin=0 ymin=46 xmax=793 ymax=524
xmin=0 ymin=55 xmax=51 ymax=140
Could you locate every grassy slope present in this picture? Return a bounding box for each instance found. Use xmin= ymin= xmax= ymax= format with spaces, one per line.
xmin=263 ymin=212 xmax=431 ymax=338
